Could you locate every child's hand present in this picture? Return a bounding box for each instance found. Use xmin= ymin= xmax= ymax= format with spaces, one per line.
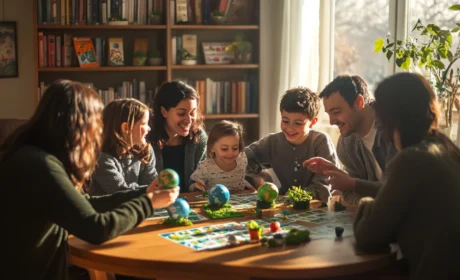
xmin=303 ymin=157 xmax=339 ymax=175
xmin=190 ymin=179 xmax=206 ymax=192
xmin=244 ymin=183 xmax=257 ymax=192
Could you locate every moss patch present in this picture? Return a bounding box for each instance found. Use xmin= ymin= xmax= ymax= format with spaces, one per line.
xmin=203 ymin=203 xmax=245 ymax=219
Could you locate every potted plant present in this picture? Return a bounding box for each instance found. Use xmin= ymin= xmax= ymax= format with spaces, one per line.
xmin=180 ymin=48 xmax=197 ymax=65
xmin=225 ymin=33 xmax=252 ymax=64
xmin=108 ymin=14 xmax=129 ymax=25
xmin=374 ymin=4 xmax=460 ymax=136
xmin=148 ymin=49 xmax=162 ymax=66
xmin=286 ymin=186 xmax=312 ymax=210
xmin=149 ymin=10 xmax=162 ymax=25
xmin=133 ymin=51 xmax=147 ymax=66
xmin=210 ymin=9 xmax=226 ymax=24
xmin=247 ymin=220 xmax=263 ymax=242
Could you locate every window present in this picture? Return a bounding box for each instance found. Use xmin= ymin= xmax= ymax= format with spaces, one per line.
xmin=334 ymin=0 xmax=390 ymax=92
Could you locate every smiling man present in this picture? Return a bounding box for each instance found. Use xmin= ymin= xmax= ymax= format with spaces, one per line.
xmin=304 ymin=75 xmax=397 ymax=204
xmin=245 ymin=87 xmax=338 ymax=201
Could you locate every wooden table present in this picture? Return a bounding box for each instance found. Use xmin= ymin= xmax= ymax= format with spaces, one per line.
xmin=68 ymin=193 xmax=397 ymax=280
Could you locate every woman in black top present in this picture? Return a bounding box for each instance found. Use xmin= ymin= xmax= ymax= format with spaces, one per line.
xmin=149 ymin=81 xmax=208 ymax=192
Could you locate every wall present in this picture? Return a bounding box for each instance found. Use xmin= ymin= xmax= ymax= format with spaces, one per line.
xmin=0 ymin=0 xmax=36 ymax=119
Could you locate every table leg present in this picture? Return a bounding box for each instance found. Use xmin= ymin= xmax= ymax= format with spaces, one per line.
xmin=87 ymin=269 xmax=116 ymax=280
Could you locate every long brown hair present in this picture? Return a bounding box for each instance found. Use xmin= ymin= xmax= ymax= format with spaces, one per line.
xmin=102 ymin=98 xmax=151 ymax=163
xmin=148 ymin=81 xmax=204 ymax=148
xmin=374 ymin=72 xmax=460 ymax=159
xmin=206 ymin=120 xmax=244 ymax=158
xmin=0 ymin=80 xmax=104 ymax=190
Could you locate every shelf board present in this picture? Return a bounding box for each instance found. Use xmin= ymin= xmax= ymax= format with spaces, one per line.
xmin=171 ymin=25 xmax=259 ymax=30
xmin=38 ymin=24 xmax=166 ymax=30
xmin=204 ymin=114 xmax=259 ymax=119
xmin=172 ymin=64 xmax=258 ymax=70
xmin=39 ymin=66 xmax=167 ymax=72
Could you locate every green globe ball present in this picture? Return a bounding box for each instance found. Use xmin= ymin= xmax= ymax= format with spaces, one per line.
xmin=257 ymin=183 xmax=279 ymax=203
xmin=158 ymin=169 xmax=180 ymax=189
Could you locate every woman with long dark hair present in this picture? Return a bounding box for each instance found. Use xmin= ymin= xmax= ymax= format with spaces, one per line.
xmin=148 ymin=81 xmax=207 ymax=192
xmin=352 ymin=73 xmax=460 ymax=278
xmin=2 ymin=80 xmax=179 ymax=280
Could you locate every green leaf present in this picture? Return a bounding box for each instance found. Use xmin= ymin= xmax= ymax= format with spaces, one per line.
xmin=447 ymin=50 xmax=454 ymax=62
xmin=449 ymin=4 xmax=460 ymax=10
xmin=396 ymin=57 xmax=404 ymax=67
xmin=374 ymin=38 xmax=385 ymax=53
xmin=432 ymin=60 xmax=445 ymax=69
xmin=401 ymin=57 xmax=411 ymax=70
xmin=452 ymin=27 xmax=460 ymax=33
xmin=386 ymin=50 xmax=393 ymax=60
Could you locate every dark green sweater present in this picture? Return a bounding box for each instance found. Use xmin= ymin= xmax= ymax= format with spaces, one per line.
xmin=354 ymin=139 xmax=460 ymax=279
xmin=4 ymin=146 xmax=154 ymax=280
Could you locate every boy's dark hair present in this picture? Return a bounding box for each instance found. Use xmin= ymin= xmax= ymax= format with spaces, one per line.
xmin=319 ymin=75 xmax=371 ymax=107
xmin=279 ymin=87 xmax=320 ymax=119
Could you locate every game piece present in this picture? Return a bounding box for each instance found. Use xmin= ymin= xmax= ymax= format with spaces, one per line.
xmin=286 ymin=186 xmax=312 ymax=210
xmin=208 ymin=184 xmax=230 ymax=206
xmin=166 ymin=198 xmax=190 ymax=219
xmin=273 ymin=233 xmax=284 ymax=246
xmin=320 ymin=202 xmax=328 ymax=208
xmin=256 ymin=209 xmax=263 ymax=218
xmin=282 ymin=210 xmax=291 ymax=216
xmin=334 ymin=201 xmax=346 ymax=212
xmin=257 ymin=183 xmax=279 ymax=203
xmin=203 ymin=203 xmax=244 ymax=219
xmin=247 ymin=220 xmax=262 ymax=242
xmin=227 ymin=234 xmax=238 ymax=246
xmin=158 ymin=169 xmax=180 ymax=189
xmin=270 ymin=221 xmax=281 ymax=232
xmin=335 ymin=226 xmax=344 ymax=238
xmin=285 ymin=228 xmax=310 ymax=245
xmin=268 ymin=238 xmax=277 ymax=247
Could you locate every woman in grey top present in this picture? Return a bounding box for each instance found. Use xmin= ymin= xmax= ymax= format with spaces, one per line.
xmin=148 ymin=81 xmax=207 ymax=193
xmin=89 ymin=98 xmax=157 ymax=195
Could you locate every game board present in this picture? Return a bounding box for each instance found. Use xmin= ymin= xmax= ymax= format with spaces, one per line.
xmin=194 ymin=193 xmax=285 ymax=210
xmin=159 ymin=209 xmax=354 ymax=251
xmin=146 ymin=208 xmax=208 ymax=222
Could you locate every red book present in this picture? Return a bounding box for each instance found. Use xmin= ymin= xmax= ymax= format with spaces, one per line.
xmin=48 ymin=35 xmax=56 ymax=67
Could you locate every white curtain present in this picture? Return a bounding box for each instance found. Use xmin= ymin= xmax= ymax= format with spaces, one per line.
xmin=259 ymin=0 xmax=336 ymax=138
xmin=271 ymin=0 xmax=320 ymax=131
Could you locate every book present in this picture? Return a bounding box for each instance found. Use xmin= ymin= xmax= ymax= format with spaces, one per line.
xmin=73 ymin=37 xmax=99 ymax=68
xmin=108 ymin=37 xmax=125 ymax=66
xmin=133 ymin=38 xmax=148 ymax=65
xmin=182 ymin=34 xmax=197 ymax=57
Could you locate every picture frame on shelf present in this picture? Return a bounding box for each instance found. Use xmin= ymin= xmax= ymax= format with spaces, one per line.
xmin=0 ymin=21 xmax=19 ymax=78
xmin=202 ymin=42 xmax=234 ymax=65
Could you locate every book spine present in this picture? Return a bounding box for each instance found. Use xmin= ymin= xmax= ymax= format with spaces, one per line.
xmin=38 ymin=32 xmax=45 ymax=68
xmin=56 ymin=35 xmax=62 ymax=67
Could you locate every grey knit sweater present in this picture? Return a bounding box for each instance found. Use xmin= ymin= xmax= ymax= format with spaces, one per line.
xmin=88 ymin=146 xmax=158 ymax=195
xmin=245 ymin=130 xmax=338 ymax=201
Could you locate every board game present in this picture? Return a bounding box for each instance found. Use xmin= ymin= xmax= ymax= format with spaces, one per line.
xmin=147 ymin=208 xmax=208 ymax=222
xmin=194 ymin=193 xmax=285 ymax=210
xmin=159 ymin=209 xmax=354 ymax=251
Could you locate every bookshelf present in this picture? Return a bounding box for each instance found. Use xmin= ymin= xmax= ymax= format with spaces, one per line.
xmin=33 ymin=0 xmax=260 ymax=143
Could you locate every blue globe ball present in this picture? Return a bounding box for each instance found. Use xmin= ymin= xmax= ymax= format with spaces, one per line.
xmin=208 ymin=184 xmax=230 ymax=206
xmin=166 ymin=198 xmax=190 ymax=219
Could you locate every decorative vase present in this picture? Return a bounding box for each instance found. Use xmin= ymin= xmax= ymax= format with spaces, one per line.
xmin=148 ymin=57 xmax=162 ymax=66
xmin=293 ymin=200 xmax=310 ymax=210
xmin=211 ymin=15 xmax=226 ymax=24
xmin=235 ymin=52 xmax=252 ymax=64
xmin=133 ymin=57 xmax=147 ymax=66
xmin=249 ymin=229 xmax=261 ymax=242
